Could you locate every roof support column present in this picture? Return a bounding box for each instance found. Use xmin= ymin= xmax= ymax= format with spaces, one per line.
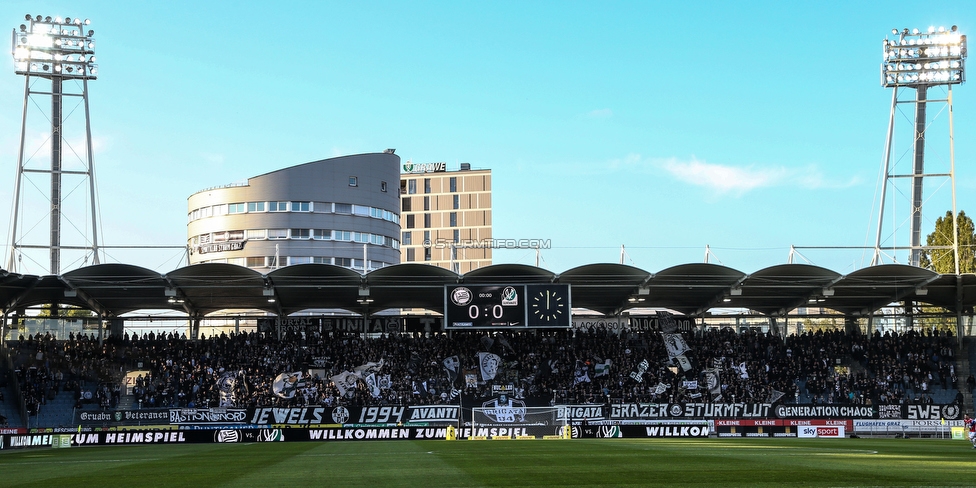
xmin=957 ymin=275 xmax=964 ymax=345
xmin=191 ymin=316 xmax=200 ymax=341
xmin=845 ymin=316 xmax=860 ymax=336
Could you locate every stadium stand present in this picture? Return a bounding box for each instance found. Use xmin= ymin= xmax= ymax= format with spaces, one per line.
xmin=0 ymin=326 xmax=967 ymax=428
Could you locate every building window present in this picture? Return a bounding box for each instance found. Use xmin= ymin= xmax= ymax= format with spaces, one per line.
xmin=407 ymin=179 xmax=416 ymax=194
xmin=269 ymin=201 xmax=288 ymax=212
xmin=424 ymin=247 xmax=432 ymax=261
xmin=228 ymin=203 xmax=246 ymax=214
xmin=289 ymin=256 xmax=312 ymax=265
xmin=424 ymin=196 xmax=430 ymax=211
xmin=291 ymin=201 xmax=310 ymax=212
xmin=453 ymin=229 xmax=460 ymax=242
xmin=450 ymin=212 xmax=457 ymax=227
xmin=402 ymin=198 xmax=412 ymax=212
xmin=291 ymin=229 xmax=310 ymax=239
xmin=335 ymin=203 xmax=352 ymax=214
xmin=349 ymin=176 xmax=358 ymax=187
xmin=246 ymin=229 xmax=267 ymax=240
xmin=381 ymin=181 xmax=388 ymax=192
xmin=453 ymin=194 xmax=460 ymax=209
xmin=268 ymin=229 xmax=288 ymax=239
xmin=247 ymin=202 xmax=266 ymax=212
xmin=449 ymin=177 xmax=457 ymax=192
xmin=424 ymin=231 xmax=430 ymax=243
xmin=402 ymin=232 xmax=412 ymax=245
xmin=312 ymin=257 xmax=331 ymax=264
xmin=424 ymin=178 xmax=431 ymax=194
xmin=406 ymin=248 xmax=415 ymax=262
xmin=313 ymin=229 xmax=331 ymax=240
xmin=424 ymin=213 xmax=431 ymax=228
xmin=406 ymin=215 xmax=415 ymax=229
xmin=335 ymin=257 xmax=353 ymax=268
xmin=246 ymin=257 xmax=267 ymax=268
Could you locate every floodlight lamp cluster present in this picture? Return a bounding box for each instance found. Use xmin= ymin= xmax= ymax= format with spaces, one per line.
xmin=11 ymin=14 xmax=97 ymax=79
xmin=881 ymin=25 xmax=966 ymax=87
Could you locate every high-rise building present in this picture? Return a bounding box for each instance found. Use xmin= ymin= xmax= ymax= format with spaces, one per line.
xmin=187 ymin=153 xmax=401 ymax=272
xmin=399 ymin=162 xmax=491 ymax=273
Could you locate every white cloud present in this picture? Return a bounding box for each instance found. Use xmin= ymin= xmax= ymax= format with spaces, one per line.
xmin=657 ymin=157 xmax=858 ymax=195
xmin=201 ymin=152 xmax=225 ymax=165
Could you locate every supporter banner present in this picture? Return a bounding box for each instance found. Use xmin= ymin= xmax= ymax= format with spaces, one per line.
xmin=76 ymin=409 xmax=171 ymax=425
xmin=629 ymin=316 xmax=695 ymax=333
xmin=255 ymin=316 xmax=445 ymax=334
xmin=611 ymin=403 xmax=773 ymax=419
xmin=169 ymin=408 xmax=249 ymax=425
xmin=571 ymin=318 xmax=629 ymax=331
xmin=558 ymin=404 xmax=608 ymax=421
xmin=774 ymin=404 xmax=875 ymax=419
xmin=74 ymin=402 xmax=967 ymax=429
xmin=257 ymin=317 xmax=403 ymax=334
xmin=245 ymin=405 xmax=459 ymax=426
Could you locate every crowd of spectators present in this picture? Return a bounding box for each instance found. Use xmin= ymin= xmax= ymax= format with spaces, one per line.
xmin=2 ymin=326 xmax=966 ymax=418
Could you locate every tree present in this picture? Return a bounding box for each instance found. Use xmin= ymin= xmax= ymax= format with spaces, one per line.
xmin=36 ymin=304 xmax=95 ymax=318
xmin=919 ymin=210 xmax=976 ymax=274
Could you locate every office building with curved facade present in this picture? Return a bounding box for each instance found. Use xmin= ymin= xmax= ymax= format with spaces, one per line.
xmin=187 ymin=152 xmax=401 ymax=272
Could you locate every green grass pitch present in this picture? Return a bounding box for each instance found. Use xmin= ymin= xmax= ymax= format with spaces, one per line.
xmin=1 ymin=438 xmax=975 ymax=487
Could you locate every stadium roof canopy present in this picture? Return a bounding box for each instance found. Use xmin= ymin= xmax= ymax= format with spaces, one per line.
xmin=0 ymin=262 xmax=974 ymax=319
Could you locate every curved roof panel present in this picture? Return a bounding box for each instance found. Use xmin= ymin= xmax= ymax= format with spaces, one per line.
xmin=0 ymin=262 xmax=973 ymax=320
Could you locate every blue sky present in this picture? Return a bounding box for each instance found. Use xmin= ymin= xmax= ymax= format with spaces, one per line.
xmin=0 ymin=1 xmax=973 ymax=275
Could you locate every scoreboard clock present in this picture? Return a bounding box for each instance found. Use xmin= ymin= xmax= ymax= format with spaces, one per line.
xmin=445 ymin=285 xmax=525 ymax=328
xmin=444 ymin=284 xmax=572 ymax=329
xmin=526 ymin=284 xmax=571 ymax=328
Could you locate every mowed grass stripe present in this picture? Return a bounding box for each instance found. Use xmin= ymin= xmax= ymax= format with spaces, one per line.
xmin=1 ymin=438 xmax=975 ymax=487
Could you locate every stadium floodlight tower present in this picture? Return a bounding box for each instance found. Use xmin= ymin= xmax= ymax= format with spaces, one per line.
xmin=873 ymin=26 xmax=967 ymax=271
xmin=8 ymin=14 xmax=100 ymax=275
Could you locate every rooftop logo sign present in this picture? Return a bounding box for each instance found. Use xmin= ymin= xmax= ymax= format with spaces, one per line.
xmin=402 ymin=161 xmax=446 ymax=174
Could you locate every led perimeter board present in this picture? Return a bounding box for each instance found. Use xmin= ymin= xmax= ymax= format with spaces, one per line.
xmin=444 ymin=284 xmax=571 ymax=329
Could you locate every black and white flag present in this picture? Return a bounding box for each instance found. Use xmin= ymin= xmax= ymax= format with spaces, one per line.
xmin=478 ymin=352 xmax=502 ymax=381
xmin=675 ymin=354 xmax=693 ymax=372
xmin=573 ymin=360 xmax=591 ymax=386
xmin=766 ymin=389 xmax=785 ymax=404
xmin=365 ymin=373 xmax=381 ymax=398
xmin=657 ymin=311 xmax=679 ymax=334
xmin=443 ymin=356 xmax=460 ymax=385
xmin=331 ymin=371 xmax=359 ymax=398
xmin=273 ymin=372 xmax=306 ymax=399
xmin=629 ymin=359 xmax=650 ymax=383
xmin=662 ymin=333 xmax=690 ymax=358
xmin=353 ymin=359 xmax=384 ymax=377
xmin=217 ymin=371 xmax=238 ymax=406
xmin=703 ymin=368 xmax=722 ymax=402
